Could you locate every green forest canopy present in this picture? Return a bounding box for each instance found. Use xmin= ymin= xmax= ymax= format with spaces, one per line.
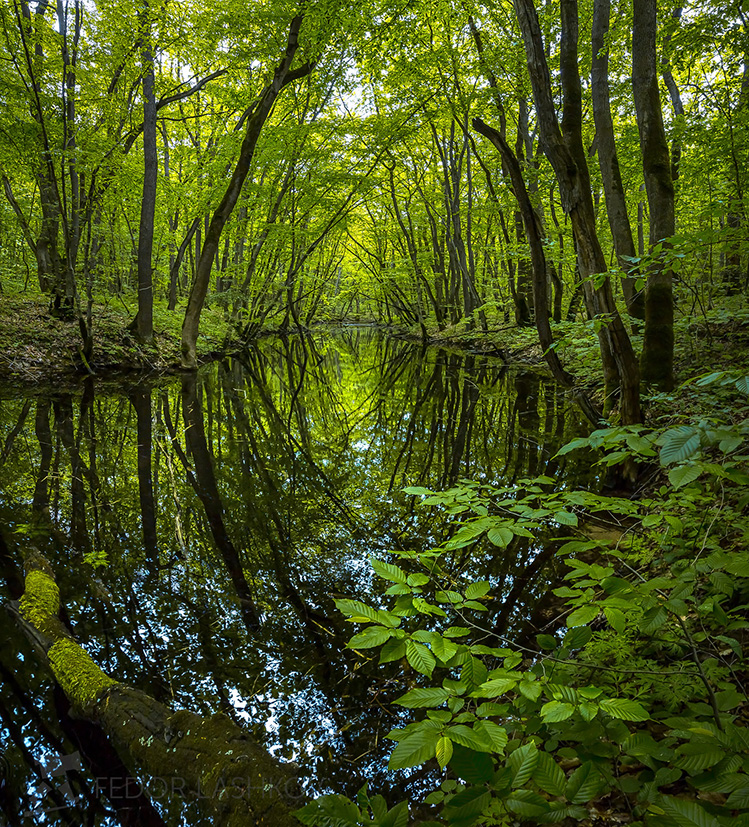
xmin=0 ymin=0 xmax=746 ymax=405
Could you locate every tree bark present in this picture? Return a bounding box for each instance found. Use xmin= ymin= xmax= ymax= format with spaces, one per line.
xmin=633 ymin=0 xmax=675 ymax=390
xmin=134 ymin=3 xmax=157 ymax=342
xmin=474 ymin=117 xmax=604 ymax=428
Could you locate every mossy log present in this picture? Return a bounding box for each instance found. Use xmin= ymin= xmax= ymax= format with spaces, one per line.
xmin=11 ymin=547 xmax=302 ymax=827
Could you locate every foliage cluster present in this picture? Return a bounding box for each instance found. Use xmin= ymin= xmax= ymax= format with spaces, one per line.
xmin=298 ymin=372 xmax=749 ymax=827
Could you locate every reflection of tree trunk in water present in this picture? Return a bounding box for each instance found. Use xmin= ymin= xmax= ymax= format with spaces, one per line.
xmin=387 ymin=354 xmax=444 ymax=490
xmin=491 ymin=544 xmax=558 ymax=644
xmin=11 ymin=548 xmax=301 ymax=826
xmin=180 ymin=374 xmax=261 ymax=630
xmin=54 ymin=685 xmax=166 ymax=826
xmin=446 ymin=356 xmax=484 ymax=486
xmin=0 ymin=399 xmax=32 ymax=466
xmin=130 ymin=389 xmax=158 ymax=559
xmin=54 ymin=396 xmax=91 ymax=556
xmin=514 ymin=373 xmax=541 ymax=477
xmin=32 ymin=399 xmax=53 ymax=520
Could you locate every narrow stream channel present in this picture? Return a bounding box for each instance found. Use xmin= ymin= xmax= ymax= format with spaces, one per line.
xmin=0 ymin=331 xmax=594 ymax=825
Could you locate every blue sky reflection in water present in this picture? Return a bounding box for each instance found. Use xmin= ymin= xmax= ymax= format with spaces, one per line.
xmin=0 ymin=330 xmax=594 ymax=824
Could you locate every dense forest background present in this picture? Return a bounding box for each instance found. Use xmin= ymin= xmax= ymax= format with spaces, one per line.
xmin=0 ymin=0 xmax=746 ymax=401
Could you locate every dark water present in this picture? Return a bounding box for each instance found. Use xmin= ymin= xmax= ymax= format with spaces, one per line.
xmin=0 ymin=330 xmax=592 ymax=825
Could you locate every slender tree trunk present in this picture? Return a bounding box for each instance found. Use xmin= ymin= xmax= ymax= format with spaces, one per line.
xmin=134 ymin=4 xmax=157 ymax=342
xmin=180 ymin=16 xmax=312 ymax=368
xmin=591 ymin=0 xmax=645 ymax=323
xmin=513 ymin=0 xmax=641 ymax=423
xmin=633 ymin=0 xmax=675 ymax=390
xmin=474 ymin=117 xmax=604 ymax=427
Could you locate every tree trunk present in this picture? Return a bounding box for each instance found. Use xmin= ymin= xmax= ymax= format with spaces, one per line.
xmin=633 ymin=0 xmax=675 ymax=390
xmin=513 ymin=0 xmax=641 ymax=424
xmin=133 ymin=4 xmax=157 ymax=342
xmin=180 ymin=16 xmax=312 ymax=368
xmin=11 ymin=548 xmax=302 ymax=826
xmin=591 ymin=0 xmax=645 ymax=323
xmin=474 ymin=116 xmax=604 ymax=428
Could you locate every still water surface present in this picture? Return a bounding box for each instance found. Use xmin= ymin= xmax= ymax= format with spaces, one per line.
xmin=0 ymin=331 xmax=592 ymax=824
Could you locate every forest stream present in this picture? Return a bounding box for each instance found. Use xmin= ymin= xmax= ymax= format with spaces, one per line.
xmin=0 ymin=330 xmax=595 ymax=825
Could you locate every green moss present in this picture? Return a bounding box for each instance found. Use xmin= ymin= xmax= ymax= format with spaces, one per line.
xmin=19 ymin=569 xmax=60 ymax=632
xmin=48 ymin=638 xmax=118 ymax=709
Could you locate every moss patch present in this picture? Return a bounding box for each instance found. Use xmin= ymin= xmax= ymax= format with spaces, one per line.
xmin=19 ymin=569 xmax=60 ymax=634
xmin=48 ymin=638 xmax=118 ymax=710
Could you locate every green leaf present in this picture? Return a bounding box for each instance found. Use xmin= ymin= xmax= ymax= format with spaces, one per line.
xmin=406 ymin=639 xmax=436 ymax=678
xmin=508 ymin=742 xmax=539 ymax=787
xmin=598 ymin=698 xmax=649 ymax=721
xmin=436 ymin=736 xmax=453 ymax=769
xmin=449 ymin=744 xmax=495 ymax=783
xmin=506 ymin=789 xmax=550 ymax=817
xmin=388 ymin=724 xmax=440 ymax=770
xmin=371 ymin=558 xmax=408 ymax=584
xmin=566 ymin=605 xmax=598 ymax=627
xmin=349 ymin=626 xmax=393 ymax=649
xmin=659 ymin=426 xmax=701 ymax=465
xmin=735 ymin=376 xmax=749 ymax=395
xmin=403 ymin=486 xmax=433 ymax=496
xmin=394 ymin=688 xmax=450 ymax=708
xmin=443 ymin=787 xmax=491 ymax=824
xmin=541 ymin=700 xmax=575 ymax=722
xmin=536 ymin=634 xmax=558 ymax=650
xmin=673 ymin=742 xmax=724 ymax=773
xmin=668 ymin=464 xmax=702 ymax=489
xmin=555 ymin=510 xmax=578 ymax=526
xmin=487 ymin=526 xmax=514 ymax=547
xmin=431 ymin=635 xmax=459 ymax=663
xmin=474 ymin=720 xmax=508 ymax=752
xmin=533 ymin=751 xmax=567 ymax=796
xmin=379 ymin=638 xmax=406 ymax=664
xmin=461 ymin=657 xmax=488 ymax=691
xmin=476 ymin=678 xmax=517 ymax=697
xmin=565 ymin=761 xmax=603 ymax=804
xmin=335 ymin=599 xmax=400 ymax=628
xmin=604 ymin=607 xmax=625 ymax=634
xmin=659 ymin=794 xmax=722 ymax=827
xmin=518 ymin=680 xmax=543 ymax=702
xmin=446 ymin=724 xmax=492 ymax=752
xmin=444 ymin=627 xmax=471 ymax=638
xmin=295 ymin=795 xmax=361 ymax=827
xmin=564 ymin=626 xmax=593 ymax=649
xmin=380 ymin=801 xmax=408 ymax=827
xmin=640 ymin=605 xmax=668 ymax=634
xmin=465 ymin=580 xmax=491 ymax=599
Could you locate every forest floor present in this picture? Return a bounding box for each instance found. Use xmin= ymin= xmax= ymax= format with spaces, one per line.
xmin=0 ymin=289 xmax=232 ymax=386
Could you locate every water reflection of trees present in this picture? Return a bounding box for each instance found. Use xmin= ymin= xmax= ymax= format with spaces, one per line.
xmin=0 ymin=331 xmax=593 ymax=822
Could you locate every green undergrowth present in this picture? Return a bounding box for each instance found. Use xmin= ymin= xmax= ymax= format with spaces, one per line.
xmin=300 ymin=369 xmax=749 ymax=827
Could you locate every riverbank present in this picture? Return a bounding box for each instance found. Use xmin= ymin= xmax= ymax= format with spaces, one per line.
xmin=0 ymin=291 xmax=232 ymax=386
xmin=2 ymin=288 xmax=747 ymax=398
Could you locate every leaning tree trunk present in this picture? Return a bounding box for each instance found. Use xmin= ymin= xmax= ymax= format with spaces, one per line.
xmin=633 ymin=0 xmax=675 ymax=390
xmin=591 ymin=0 xmax=645 ymax=324
xmin=10 ymin=548 xmax=301 ymax=826
xmin=180 ymin=15 xmax=312 ymax=369
xmin=474 ymin=116 xmax=605 ymax=428
xmin=513 ymin=0 xmax=641 ymax=424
